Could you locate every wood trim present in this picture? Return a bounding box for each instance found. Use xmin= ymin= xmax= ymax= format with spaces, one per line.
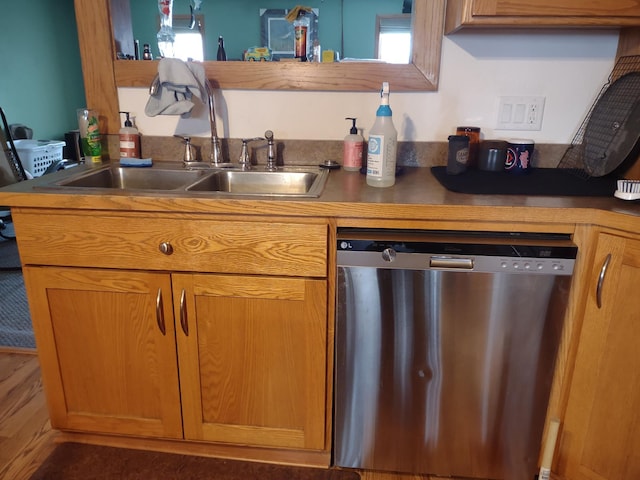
xmin=56 ymin=431 xmax=331 ymax=467
xmin=472 ymin=0 xmax=640 ymax=17
xmin=112 ymin=0 xmax=444 ymax=92
xmin=114 ymin=58 xmax=435 ymax=91
xmin=617 ymin=27 xmax=640 ymax=59
xmin=74 ymin=0 xmax=120 ymax=135
xmin=75 ymin=0 xmax=445 ymax=135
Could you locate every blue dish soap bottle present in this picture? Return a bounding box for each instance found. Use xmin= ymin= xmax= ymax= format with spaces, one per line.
xmin=366 ymin=82 xmax=397 ymax=187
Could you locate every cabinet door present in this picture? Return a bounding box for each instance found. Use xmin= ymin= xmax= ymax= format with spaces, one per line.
xmin=174 ymin=273 xmax=327 ymax=451
xmin=558 ymin=233 xmax=640 ymax=480
xmin=23 ymin=266 xmax=183 ymax=439
xmin=445 ymin=0 xmax=640 ymax=32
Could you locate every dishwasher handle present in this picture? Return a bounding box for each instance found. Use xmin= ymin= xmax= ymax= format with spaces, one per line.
xmin=430 ymin=256 xmax=474 ymax=270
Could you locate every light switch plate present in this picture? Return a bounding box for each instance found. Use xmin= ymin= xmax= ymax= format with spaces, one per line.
xmin=496 ymin=96 xmax=545 ymax=131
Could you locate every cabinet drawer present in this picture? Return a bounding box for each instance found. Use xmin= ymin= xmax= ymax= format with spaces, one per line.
xmin=14 ymin=212 xmax=328 ymax=277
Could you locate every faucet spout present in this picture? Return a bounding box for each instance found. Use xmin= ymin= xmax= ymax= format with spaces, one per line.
xmin=204 ymin=79 xmax=224 ymax=166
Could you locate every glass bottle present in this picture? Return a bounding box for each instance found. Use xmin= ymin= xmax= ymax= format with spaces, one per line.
xmin=156 ymin=0 xmax=175 ymax=58
xmin=293 ymin=11 xmax=309 ymax=62
xmin=76 ymin=108 xmax=102 ymax=164
xmin=142 ymin=43 xmax=153 ymax=60
xmin=217 ymin=36 xmax=227 ymax=61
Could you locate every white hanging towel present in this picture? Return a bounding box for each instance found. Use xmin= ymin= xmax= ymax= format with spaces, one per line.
xmin=145 ymin=58 xmax=206 ymax=117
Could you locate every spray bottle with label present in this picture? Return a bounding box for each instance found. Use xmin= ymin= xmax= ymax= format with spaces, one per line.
xmin=119 ymin=112 xmax=141 ymax=158
xmin=343 ymin=117 xmax=364 ymax=171
xmin=366 ymin=82 xmax=397 ymax=187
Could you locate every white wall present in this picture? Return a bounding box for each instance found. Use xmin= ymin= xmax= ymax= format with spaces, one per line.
xmin=119 ymin=29 xmax=620 ymax=144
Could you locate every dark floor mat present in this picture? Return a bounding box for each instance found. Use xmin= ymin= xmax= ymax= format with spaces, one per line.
xmin=30 ymin=442 xmax=360 ymax=480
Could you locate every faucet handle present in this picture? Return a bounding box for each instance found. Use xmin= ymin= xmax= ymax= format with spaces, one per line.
xmin=238 ymin=137 xmax=264 ymax=169
xmin=174 ymin=134 xmax=197 ymax=164
xmin=265 ymin=130 xmax=276 ymax=170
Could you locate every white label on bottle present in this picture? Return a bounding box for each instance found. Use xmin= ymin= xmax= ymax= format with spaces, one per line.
xmin=120 ymin=133 xmax=139 ymax=158
xmin=367 ymin=135 xmax=384 ymax=177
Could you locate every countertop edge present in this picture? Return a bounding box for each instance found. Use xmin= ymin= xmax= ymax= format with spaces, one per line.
xmin=1 ymin=166 xmax=639 ymax=233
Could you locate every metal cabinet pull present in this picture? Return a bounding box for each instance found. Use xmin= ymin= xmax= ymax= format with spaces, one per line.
xmin=156 ymin=288 xmax=166 ymax=335
xmin=430 ymin=256 xmax=474 ymax=269
xmin=596 ymin=253 xmax=612 ymax=309
xmin=180 ymin=289 xmax=189 ymax=336
xmin=159 ymin=242 xmax=174 ymax=255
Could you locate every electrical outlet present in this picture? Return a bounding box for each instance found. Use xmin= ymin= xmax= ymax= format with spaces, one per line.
xmin=496 ymin=96 xmax=545 ymax=131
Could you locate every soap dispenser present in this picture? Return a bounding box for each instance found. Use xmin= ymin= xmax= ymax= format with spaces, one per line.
xmin=343 ymin=117 xmax=364 ymax=172
xmin=119 ymin=112 xmax=141 ymax=158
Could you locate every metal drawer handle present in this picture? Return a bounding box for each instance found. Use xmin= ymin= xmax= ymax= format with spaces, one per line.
xmin=156 ymin=288 xmax=166 ymax=335
xmin=159 ymin=242 xmax=174 ymax=255
xmin=430 ymin=256 xmax=474 ymax=269
xmin=596 ymin=253 xmax=612 ymax=309
xmin=180 ymin=289 xmax=189 ymax=336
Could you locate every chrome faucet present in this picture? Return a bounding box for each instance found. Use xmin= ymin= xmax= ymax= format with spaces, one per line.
xmin=174 ymin=134 xmax=197 ymax=166
xmin=149 ymin=72 xmax=226 ymax=167
xmin=204 ymin=79 xmax=224 ymax=166
xmin=265 ymin=130 xmax=277 ymax=171
xmin=238 ymin=137 xmax=264 ymax=170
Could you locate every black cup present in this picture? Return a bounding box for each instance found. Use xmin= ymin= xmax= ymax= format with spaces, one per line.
xmin=447 ymin=135 xmax=470 ymax=175
xmin=64 ymin=130 xmax=82 ymax=163
xmin=478 ymin=140 xmax=508 ymax=171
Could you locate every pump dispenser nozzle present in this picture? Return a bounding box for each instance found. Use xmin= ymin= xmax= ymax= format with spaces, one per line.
xmin=346 ymin=117 xmax=358 ymax=135
xmin=376 ymin=82 xmax=392 ymax=117
xmin=120 ymin=111 xmax=133 ymax=127
xmin=380 ymin=82 xmax=390 ymax=105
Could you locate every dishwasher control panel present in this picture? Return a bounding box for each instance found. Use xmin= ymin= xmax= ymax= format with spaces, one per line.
xmin=497 ymin=257 xmax=573 ymax=274
xmin=337 ymin=231 xmax=577 ymax=276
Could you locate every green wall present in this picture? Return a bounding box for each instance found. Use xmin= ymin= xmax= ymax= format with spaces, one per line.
xmin=0 ymin=0 xmax=85 ymax=141
xmin=131 ymin=0 xmax=405 ymax=61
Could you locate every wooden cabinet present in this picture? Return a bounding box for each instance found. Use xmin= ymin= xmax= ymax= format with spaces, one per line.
xmin=16 ymin=210 xmax=329 ymax=454
xmin=174 ymin=274 xmax=326 ymax=450
xmin=445 ymin=0 xmax=640 ymax=33
xmin=556 ymin=231 xmax=640 ymax=480
xmin=23 ymin=266 xmax=183 ymax=439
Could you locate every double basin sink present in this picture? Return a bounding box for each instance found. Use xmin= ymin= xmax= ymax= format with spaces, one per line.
xmin=43 ymin=163 xmax=329 ymax=198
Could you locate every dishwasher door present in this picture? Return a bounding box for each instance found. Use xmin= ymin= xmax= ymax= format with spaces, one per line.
xmin=333 ymin=231 xmax=577 ymax=480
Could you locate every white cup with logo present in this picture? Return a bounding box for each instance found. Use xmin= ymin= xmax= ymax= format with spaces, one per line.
xmin=505 ymin=139 xmax=534 ymax=174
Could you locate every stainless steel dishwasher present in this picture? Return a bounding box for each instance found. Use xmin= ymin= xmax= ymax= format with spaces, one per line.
xmin=334 ymin=229 xmax=577 ymax=480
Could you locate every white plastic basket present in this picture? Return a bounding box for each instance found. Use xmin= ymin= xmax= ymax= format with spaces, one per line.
xmin=13 ymin=139 xmax=65 ymax=177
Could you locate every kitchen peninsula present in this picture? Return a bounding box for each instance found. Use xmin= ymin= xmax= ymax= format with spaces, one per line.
xmin=0 ymin=164 xmax=639 ymax=480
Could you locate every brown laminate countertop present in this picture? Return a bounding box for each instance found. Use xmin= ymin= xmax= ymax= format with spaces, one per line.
xmin=1 ymin=162 xmax=639 ymax=232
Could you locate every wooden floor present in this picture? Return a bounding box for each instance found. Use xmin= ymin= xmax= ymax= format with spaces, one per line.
xmin=0 ymin=347 xmax=57 ymax=480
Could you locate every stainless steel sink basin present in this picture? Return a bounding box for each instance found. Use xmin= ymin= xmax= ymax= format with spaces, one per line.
xmin=186 ymin=168 xmax=328 ymax=197
xmin=57 ymin=166 xmax=209 ymax=190
xmin=40 ymin=164 xmax=329 ymax=197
